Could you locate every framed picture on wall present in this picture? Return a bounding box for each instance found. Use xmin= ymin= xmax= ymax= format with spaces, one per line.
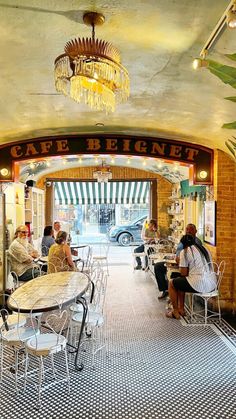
xmin=204 ymin=201 xmax=216 ymax=246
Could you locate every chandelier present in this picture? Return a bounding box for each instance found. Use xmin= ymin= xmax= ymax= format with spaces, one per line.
xmin=54 ymin=11 xmax=130 ymax=113
xmin=93 ymin=161 xmax=112 ymax=183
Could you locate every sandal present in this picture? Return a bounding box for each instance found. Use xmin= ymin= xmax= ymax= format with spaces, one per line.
xmin=165 ymin=310 xmax=180 ymax=320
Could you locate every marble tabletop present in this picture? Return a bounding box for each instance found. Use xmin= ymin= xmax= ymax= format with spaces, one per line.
xmin=8 ymin=271 xmax=89 ymax=313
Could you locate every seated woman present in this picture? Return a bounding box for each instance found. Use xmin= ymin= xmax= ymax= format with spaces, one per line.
xmin=166 ymin=234 xmax=216 ymax=320
xmin=41 ymin=225 xmax=55 ymax=256
xmin=48 ymin=231 xmax=75 ymax=273
xmin=134 ymin=218 xmax=160 ymax=270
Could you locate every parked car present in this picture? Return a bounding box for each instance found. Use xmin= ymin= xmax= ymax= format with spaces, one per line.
xmin=108 ymin=216 xmax=148 ymax=246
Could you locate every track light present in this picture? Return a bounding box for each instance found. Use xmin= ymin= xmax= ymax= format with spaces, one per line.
xmin=193 ymin=52 xmax=208 ymax=70
xmin=227 ymin=1 xmax=236 ymax=28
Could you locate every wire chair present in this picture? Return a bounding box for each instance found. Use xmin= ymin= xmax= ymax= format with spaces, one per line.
xmin=190 ymin=261 xmax=226 ymax=325
xmin=0 ymin=293 xmax=36 ymax=393
xmin=24 ymin=297 xmax=70 ymax=409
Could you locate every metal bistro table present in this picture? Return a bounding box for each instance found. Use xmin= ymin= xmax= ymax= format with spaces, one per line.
xmin=7 ymin=271 xmax=89 ymax=371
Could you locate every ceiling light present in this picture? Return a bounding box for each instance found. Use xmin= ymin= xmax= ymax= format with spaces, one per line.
xmin=193 ymin=52 xmax=208 ymax=70
xmin=93 ymin=160 xmax=112 ymax=183
xmin=54 ymin=11 xmax=130 ymax=113
xmin=227 ymin=1 xmax=236 ymax=28
xmin=127 ymin=157 xmax=131 ymax=165
xmin=0 ymin=168 xmax=9 ymax=177
xmin=198 ymin=1 xmax=236 ymax=57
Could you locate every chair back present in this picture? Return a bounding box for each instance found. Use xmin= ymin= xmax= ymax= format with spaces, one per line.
xmin=157 ymin=239 xmax=174 ymax=253
xmin=9 ymin=271 xmax=19 ymax=290
xmin=0 ymin=293 xmax=27 ymax=341
xmin=29 ymin=297 xmax=68 ymax=350
xmin=216 ymin=260 xmax=226 ymax=289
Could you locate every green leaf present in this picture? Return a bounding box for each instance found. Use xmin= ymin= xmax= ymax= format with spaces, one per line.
xmin=225 ymin=53 xmax=236 ymax=62
xmin=228 ymin=139 xmax=236 ymax=148
xmin=225 ymin=96 xmax=236 ymax=102
xmin=225 ymin=141 xmax=236 ymax=157
xmin=207 ymin=60 xmax=236 ymax=89
xmin=222 ymin=121 xmax=236 ymax=129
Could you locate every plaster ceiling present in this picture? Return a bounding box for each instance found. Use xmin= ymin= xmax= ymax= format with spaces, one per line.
xmin=0 ymin=0 xmax=235 ymax=174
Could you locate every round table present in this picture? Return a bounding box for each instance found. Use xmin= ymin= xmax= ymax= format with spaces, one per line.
xmin=8 ymin=271 xmax=89 ymax=314
xmin=7 ymin=271 xmax=89 ymax=370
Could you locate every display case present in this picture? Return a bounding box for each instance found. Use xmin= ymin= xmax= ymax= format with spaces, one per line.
xmin=25 ymin=187 xmax=44 ymax=241
xmin=168 ymin=185 xmax=185 ymax=243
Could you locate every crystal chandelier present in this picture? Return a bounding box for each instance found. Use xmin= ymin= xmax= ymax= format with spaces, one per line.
xmin=93 ymin=161 xmax=112 ymax=183
xmin=54 ymin=12 xmax=130 ymax=113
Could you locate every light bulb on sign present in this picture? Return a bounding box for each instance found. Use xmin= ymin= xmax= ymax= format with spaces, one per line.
xmin=0 ymin=168 xmax=9 ymax=176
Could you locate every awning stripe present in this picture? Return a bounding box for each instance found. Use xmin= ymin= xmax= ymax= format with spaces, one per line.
xmin=55 ymin=181 xmax=150 ymax=205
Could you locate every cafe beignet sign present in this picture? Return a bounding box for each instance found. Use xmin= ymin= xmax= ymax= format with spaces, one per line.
xmin=0 ymin=134 xmax=213 ymax=184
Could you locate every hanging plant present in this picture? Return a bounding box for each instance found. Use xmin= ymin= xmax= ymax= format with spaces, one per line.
xmin=205 ymin=54 xmax=236 ymax=157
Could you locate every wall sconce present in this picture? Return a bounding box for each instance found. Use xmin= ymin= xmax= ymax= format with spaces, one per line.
xmin=126 ymin=157 xmax=131 ymax=165
xmin=0 ymin=168 xmax=9 ymax=177
xmin=199 ymin=170 xmax=208 ymax=180
xmin=227 ymin=1 xmax=236 ymax=28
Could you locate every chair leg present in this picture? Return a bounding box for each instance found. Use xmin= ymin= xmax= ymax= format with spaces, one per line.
xmin=190 ymin=294 xmax=194 ymax=323
xmin=0 ymin=343 xmax=4 ymax=382
xmin=37 ymin=356 xmax=43 ymax=409
xmin=51 ymin=354 xmax=56 ymax=379
xmin=64 ymin=349 xmax=70 ymax=394
xmin=14 ymin=348 xmax=19 ymax=394
xmin=204 ymin=298 xmax=208 ymax=326
xmin=218 ymin=295 xmax=221 ymax=321
xmin=24 ymin=352 xmax=29 ymax=391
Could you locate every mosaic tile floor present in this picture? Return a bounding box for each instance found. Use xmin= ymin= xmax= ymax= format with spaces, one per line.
xmin=1 ymin=247 xmax=236 ymax=419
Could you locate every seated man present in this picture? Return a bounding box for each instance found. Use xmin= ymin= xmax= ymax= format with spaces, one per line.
xmin=8 ymin=225 xmax=40 ymax=282
xmin=53 ymin=220 xmax=61 ymax=239
xmin=154 ymin=223 xmax=202 ymax=299
xmin=134 ymin=218 xmax=159 ymax=270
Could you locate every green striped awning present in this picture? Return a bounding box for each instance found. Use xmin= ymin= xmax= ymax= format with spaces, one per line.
xmin=55 ymin=181 xmax=150 ymax=205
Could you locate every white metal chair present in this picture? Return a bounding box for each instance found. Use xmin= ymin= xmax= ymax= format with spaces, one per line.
xmin=0 ymin=294 xmax=36 ymax=393
xmin=69 ymin=268 xmax=107 ymax=367
xmin=24 ymin=298 xmax=70 ymax=408
xmin=92 ymin=240 xmax=110 ymax=274
xmin=190 ymin=260 xmax=226 ymax=325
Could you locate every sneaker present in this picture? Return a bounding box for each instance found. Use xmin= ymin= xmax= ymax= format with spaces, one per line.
xmin=158 ymin=291 xmax=169 ymax=300
xmin=134 ymin=265 xmax=142 ymax=270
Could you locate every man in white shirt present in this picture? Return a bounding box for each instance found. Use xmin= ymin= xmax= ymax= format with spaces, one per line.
xmin=53 ymin=221 xmax=61 ymax=239
xmin=8 ymin=225 xmax=40 ymax=282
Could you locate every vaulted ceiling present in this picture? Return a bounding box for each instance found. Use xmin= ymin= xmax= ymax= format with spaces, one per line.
xmin=0 ymin=0 xmax=235 ymax=169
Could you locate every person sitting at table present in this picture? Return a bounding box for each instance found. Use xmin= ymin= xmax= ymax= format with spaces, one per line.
xmin=41 ymin=225 xmax=55 ymax=256
xmin=53 ymin=220 xmax=61 ymax=239
xmin=48 ymin=230 xmax=76 ymax=273
xmin=134 ymin=218 xmax=160 ymax=270
xmin=8 ymin=225 xmax=40 ymax=282
xmin=166 ymin=234 xmax=215 ymax=320
xmin=154 ymin=223 xmax=201 ymax=300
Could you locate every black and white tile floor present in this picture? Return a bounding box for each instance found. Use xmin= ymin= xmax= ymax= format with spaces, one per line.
xmin=1 ymin=247 xmax=236 ymax=419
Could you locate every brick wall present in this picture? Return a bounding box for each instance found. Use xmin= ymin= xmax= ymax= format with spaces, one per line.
xmin=212 ymin=150 xmax=236 ymax=311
